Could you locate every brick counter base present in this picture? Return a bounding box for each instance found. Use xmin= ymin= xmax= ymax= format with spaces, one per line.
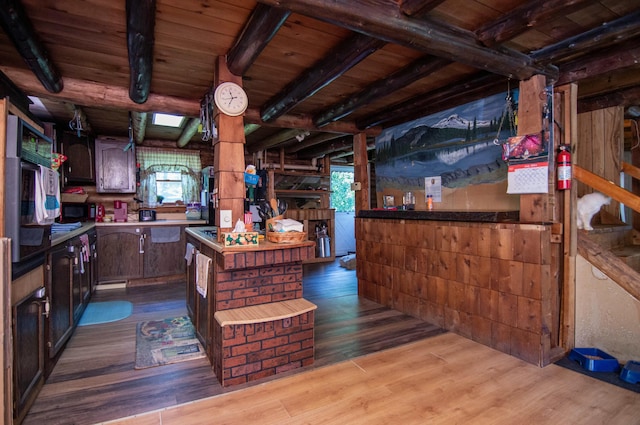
xmin=213 ymin=299 xmax=317 ymax=387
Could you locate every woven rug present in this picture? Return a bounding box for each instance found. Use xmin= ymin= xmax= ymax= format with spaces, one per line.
xmin=134 ymin=316 xmax=206 ymax=369
xmin=78 ymin=301 xmax=133 ymax=326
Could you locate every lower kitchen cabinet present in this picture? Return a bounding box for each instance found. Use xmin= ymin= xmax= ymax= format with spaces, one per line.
xmin=186 ymin=234 xmax=212 ymax=357
xmin=97 ymin=225 xmax=187 ymax=284
xmin=12 ymin=267 xmax=46 ymax=425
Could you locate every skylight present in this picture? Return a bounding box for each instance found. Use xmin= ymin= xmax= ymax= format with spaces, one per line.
xmin=152 ymin=113 xmax=185 ymax=127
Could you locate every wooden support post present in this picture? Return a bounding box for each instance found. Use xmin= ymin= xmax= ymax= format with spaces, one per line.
xmin=213 ymin=57 xmax=246 ymax=233
xmin=518 ymin=75 xmax=549 ymax=223
xmin=353 ymin=133 xmax=369 ymax=213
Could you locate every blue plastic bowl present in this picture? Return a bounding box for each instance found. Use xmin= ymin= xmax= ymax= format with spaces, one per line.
xmin=568 ymin=348 xmax=620 ymax=372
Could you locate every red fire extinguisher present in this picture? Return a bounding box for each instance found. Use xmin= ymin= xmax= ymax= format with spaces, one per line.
xmin=557 ymin=145 xmax=572 ymax=190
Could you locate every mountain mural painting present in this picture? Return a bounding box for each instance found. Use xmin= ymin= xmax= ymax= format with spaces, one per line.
xmin=374 ymin=90 xmax=518 ymax=193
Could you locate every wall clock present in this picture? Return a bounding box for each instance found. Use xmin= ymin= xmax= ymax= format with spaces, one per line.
xmin=214 ymin=81 xmax=248 ymax=117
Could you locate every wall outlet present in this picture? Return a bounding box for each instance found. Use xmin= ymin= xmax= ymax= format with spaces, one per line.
xmin=350 ymin=182 xmax=362 ymax=191
xmin=220 ymin=209 xmax=232 ymax=226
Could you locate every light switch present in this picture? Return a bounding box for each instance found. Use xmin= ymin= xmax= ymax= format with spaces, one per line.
xmin=220 ymin=210 xmax=232 ymax=226
xmin=350 ymin=182 xmax=362 ymax=191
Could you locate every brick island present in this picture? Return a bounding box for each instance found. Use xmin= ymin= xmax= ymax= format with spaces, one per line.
xmin=185 ymin=228 xmax=317 ymax=386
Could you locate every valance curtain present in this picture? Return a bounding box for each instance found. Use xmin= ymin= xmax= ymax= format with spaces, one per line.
xmin=136 ymin=147 xmax=201 ymax=205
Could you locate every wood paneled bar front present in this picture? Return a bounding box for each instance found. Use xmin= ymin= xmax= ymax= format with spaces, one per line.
xmin=356 ymin=212 xmax=563 ymax=367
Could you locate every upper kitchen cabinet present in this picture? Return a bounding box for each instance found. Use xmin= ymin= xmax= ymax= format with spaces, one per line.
xmin=95 ymin=137 xmax=136 ymax=193
xmin=59 ymin=130 xmax=95 ymax=185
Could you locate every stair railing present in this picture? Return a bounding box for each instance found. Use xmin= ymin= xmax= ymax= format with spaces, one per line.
xmin=574 ymin=164 xmax=640 ymax=215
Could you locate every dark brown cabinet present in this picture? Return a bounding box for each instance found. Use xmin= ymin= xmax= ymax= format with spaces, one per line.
xmin=185 ymin=234 xmax=211 ymax=356
xmin=95 ymin=137 xmax=136 ymax=193
xmin=97 ymin=227 xmax=143 ymax=282
xmin=59 ymin=130 xmax=95 ymax=185
xmin=47 ymin=243 xmax=74 ymax=360
xmin=97 ymin=225 xmax=186 ymax=283
xmin=12 ymin=282 xmax=46 ymax=425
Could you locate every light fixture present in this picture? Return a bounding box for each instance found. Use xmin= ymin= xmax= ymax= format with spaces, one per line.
xmin=152 ymin=113 xmax=185 ymax=127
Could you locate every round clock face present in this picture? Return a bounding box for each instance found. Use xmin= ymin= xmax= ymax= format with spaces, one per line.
xmin=214 ymin=82 xmax=248 ymax=117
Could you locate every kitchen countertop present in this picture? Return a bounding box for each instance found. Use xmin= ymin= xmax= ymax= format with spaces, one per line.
xmin=185 ymin=227 xmax=315 ymax=254
xmin=51 ymin=219 xmax=207 ymax=246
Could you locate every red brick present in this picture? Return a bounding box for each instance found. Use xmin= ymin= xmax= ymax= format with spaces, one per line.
xmin=275 ymin=342 xmax=302 ymax=356
xmin=217 ymin=290 xmax=232 ymax=301
xmin=231 ymin=361 xmax=262 ymax=377
xmin=247 ymin=295 xmax=273 ymax=305
xmin=247 ymin=277 xmax=273 ymax=287
xmin=301 ymin=338 xmax=314 ymax=349
xmin=259 ymin=284 xmax=284 ymax=294
xmin=246 ymin=329 xmax=276 ymax=343
xmin=216 ymin=271 xmax=233 ymax=283
xmin=273 ymin=273 xmax=297 ymax=284
xmin=262 ymin=336 xmax=289 ymax=349
xmin=223 ymin=375 xmax=247 ymax=387
xmin=247 ymin=348 xmax=275 ymax=363
xmin=225 ymin=355 xmax=247 ymax=368
xmin=260 ymin=266 xmax=285 ymax=276
xmin=301 ymin=357 xmax=314 ymax=367
xmin=284 ymin=282 xmax=303 ymax=291
xmin=264 ymin=251 xmax=275 ymax=265
xmin=263 ymin=354 xmax=290 ymax=369
xmin=234 ymin=253 xmax=246 ymax=269
xmin=232 ymin=269 xmax=260 ymax=279
xmin=276 ymin=361 xmax=302 ymax=374
xmin=272 ymin=292 xmax=297 ymax=302
xmin=248 ymin=368 xmax=275 ymax=382
xmin=232 ymin=288 xmax=260 ymax=299
xmin=231 ymin=341 xmax=261 ymax=356
xmin=217 ymin=299 xmax=246 ymax=310
xmin=273 ymin=250 xmax=284 ymax=264
xmin=290 ymin=348 xmax=314 ymax=362
xmin=218 ymin=279 xmax=246 ymax=291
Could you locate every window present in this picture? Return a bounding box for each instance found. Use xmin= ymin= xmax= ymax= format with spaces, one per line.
xmin=155 ymin=172 xmax=183 ymax=203
xmin=330 ymin=166 xmax=355 ymax=212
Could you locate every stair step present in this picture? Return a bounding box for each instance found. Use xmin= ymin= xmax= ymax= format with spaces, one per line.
xmin=611 ymin=245 xmax=640 ymax=270
xmin=583 ymin=224 xmax=632 ymax=250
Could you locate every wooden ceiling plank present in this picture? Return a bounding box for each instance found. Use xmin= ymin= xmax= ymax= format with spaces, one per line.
xmin=476 ymin=0 xmax=593 ymax=47
xmin=248 ymin=128 xmax=301 ymax=151
xmin=313 ymin=55 xmax=452 ymax=127
xmin=287 ymin=132 xmax=346 ymax=153
xmin=227 ymin=4 xmax=291 ymax=76
xmin=260 ymin=33 xmax=386 ymax=122
xmin=0 ymin=0 xmax=63 ymax=93
xmin=399 ymin=0 xmax=446 ymax=18
xmin=258 ymin=0 xmax=558 ymax=80
xmin=126 ymin=0 xmax=156 ymax=104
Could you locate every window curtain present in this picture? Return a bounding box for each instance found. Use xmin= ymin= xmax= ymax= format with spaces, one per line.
xmin=136 ymin=147 xmax=201 ymax=205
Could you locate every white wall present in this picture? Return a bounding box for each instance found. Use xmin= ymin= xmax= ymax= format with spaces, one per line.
xmin=575 ymin=255 xmax=640 ymax=362
xmin=334 ymin=211 xmax=355 ymax=256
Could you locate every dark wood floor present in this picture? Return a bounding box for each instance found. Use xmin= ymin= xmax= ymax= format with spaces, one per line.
xmin=23 ymin=260 xmax=445 ymax=425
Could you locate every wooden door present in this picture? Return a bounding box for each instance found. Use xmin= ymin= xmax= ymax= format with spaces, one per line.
xmin=142 ymin=226 xmax=186 ymax=278
xmin=12 ymin=289 xmax=45 ymax=424
xmin=95 ymin=138 xmax=136 ymax=193
xmin=60 ymin=131 xmax=95 ymax=185
xmin=96 ymin=227 xmax=143 ymax=282
xmin=47 ymin=244 xmax=73 ymax=359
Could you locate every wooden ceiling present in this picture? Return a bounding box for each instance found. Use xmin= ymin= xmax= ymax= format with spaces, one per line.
xmin=1 ymin=0 xmax=639 ymax=163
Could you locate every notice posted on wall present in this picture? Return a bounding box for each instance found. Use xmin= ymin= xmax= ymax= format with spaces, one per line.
xmin=507 ymin=162 xmax=549 ymax=194
xmin=425 ymin=176 xmax=442 ymax=202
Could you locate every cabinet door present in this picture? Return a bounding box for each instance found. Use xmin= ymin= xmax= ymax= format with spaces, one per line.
xmin=47 ymin=244 xmax=73 ymax=359
xmin=97 ymin=227 xmax=143 ymax=282
xmin=95 ymin=139 xmax=136 ymax=193
xmin=13 ymin=289 xmax=45 ymax=423
xmin=142 ymin=226 xmax=186 ymax=278
xmin=60 ymin=131 xmax=95 ymax=184
xmin=185 ymin=235 xmax=199 ymax=319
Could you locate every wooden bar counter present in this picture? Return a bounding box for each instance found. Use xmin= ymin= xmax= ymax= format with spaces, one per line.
xmin=184 ymin=227 xmax=317 ymax=387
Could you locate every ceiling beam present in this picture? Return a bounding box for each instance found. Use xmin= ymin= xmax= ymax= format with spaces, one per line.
xmin=297 ymin=135 xmax=354 ymax=159
xmin=578 ymin=86 xmax=640 ymax=114
xmin=126 ymin=0 xmax=156 ymax=104
xmin=531 ymin=10 xmax=640 ymax=63
xmin=2 ymin=66 xmax=381 ymax=136
xmin=0 ymin=0 xmax=62 ymax=93
xmin=475 ymin=0 xmax=593 ymax=47
xmin=555 ymin=40 xmax=640 ymax=86
xmin=287 ymin=132 xmax=346 ymax=154
xmin=130 ymin=111 xmax=147 ymax=144
xmin=313 ymin=55 xmax=451 ymax=127
xmin=399 ymin=0 xmax=446 ymax=17
xmin=227 ymin=4 xmax=291 ymax=76
xmin=247 ymin=128 xmax=302 ymax=152
xmin=177 ymin=117 xmax=201 ymax=147
xmin=257 ymin=0 xmax=558 ymax=80
xmin=260 ymin=32 xmax=385 ymax=122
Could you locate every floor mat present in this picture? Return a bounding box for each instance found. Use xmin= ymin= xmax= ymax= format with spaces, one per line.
xmin=78 ymin=301 xmax=133 ymax=326
xmin=555 ymin=356 xmax=640 ymax=393
xmin=134 ymin=316 xmax=206 ymax=369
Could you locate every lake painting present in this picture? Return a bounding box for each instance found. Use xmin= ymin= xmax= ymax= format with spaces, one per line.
xmin=375 ymin=90 xmax=518 ymax=193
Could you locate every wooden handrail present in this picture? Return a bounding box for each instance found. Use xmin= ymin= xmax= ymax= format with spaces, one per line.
xmin=574 ymin=165 xmax=640 ymax=214
xmin=621 ymin=161 xmax=640 ymax=182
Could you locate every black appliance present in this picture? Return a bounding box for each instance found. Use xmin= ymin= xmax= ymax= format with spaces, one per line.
xmin=60 ymin=202 xmax=96 ymax=222
xmin=139 ymin=209 xmax=157 ymax=221
xmin=4 ymin=115 xmax=54 ymax=263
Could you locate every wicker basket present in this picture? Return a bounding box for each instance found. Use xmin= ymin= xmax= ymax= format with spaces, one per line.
xmin=266 ymin=231 xmax=306 ymax=243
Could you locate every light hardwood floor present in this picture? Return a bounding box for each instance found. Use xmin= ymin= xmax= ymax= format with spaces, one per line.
xmin=106 ymin=331 xmax=640 ymax=425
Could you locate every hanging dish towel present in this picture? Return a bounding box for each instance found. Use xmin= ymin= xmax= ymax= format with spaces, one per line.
xmin=35 ymin=165 xmax=60 ymax=224
xmin=195 ymin=252 xmax=211 ymax=298
xmin=185 ymin=243 xmax=195 ymax=266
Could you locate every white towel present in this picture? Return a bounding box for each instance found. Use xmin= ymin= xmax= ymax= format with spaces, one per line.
xmin=185 ymin=243 xmax=195 ymax=266
xmin=35 ymin=165 xmax=60 ymax=225
xmin=195 ymin=252 xmax=211 ymax=298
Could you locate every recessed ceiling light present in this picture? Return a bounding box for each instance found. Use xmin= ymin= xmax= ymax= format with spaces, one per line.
xmin=153 ymin=113 xmax=185 ymax=127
